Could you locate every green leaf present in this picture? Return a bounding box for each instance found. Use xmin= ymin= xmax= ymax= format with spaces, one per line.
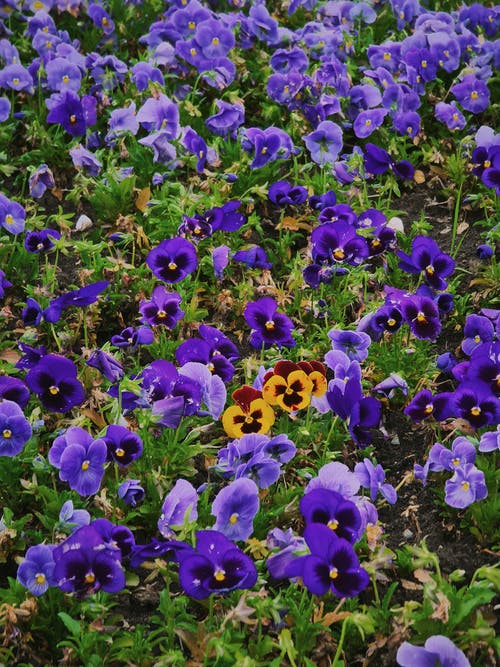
xmin=57 ymin=611 xmax=81 ymax=637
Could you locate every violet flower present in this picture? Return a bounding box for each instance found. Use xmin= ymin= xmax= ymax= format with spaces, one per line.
xmin=233 ymin=246 xmax=272 ymax=270
xmin=461 ymin=314 xmax=495 ymax=356
xmin=0 ymin=399 xmax=32 ymax=457
xmin=211 ymin=478 xmax=259 ymax=541
xmin=303 ymin=121 xmax=343 ymax=165
xmin=53 ymin=524 xmax=125 ymax=597
xmin=404 ymin=389 xmax=452 ymax=423
xmin=146 ymin=237 xmax=197 ymax=284
xmin=400 ymin=295 xmax=442 ymax=340
xmin=244 ymin=297 xmax=295 ymax=350
xmin=205 ymin=99 xmax=244 ymax=139
xmin=43 ymin=281 xmax=109 ymax=324
xmin=69 ymin=145 xmax=102 ymax=176
xmin=451 ymin=75 xmax=490 ymax=114
xmin=26 ymin=354 xmax=85 ymax=413
xmin=158 ymin=479 xmax=198 ymax=538
xmin=300 ymin=488 xmax=362 ymax=543
xmin=178 ymin=530 xmax=257 ymax=600
xmin=17 ymin=544 xmax=56 ymax=596
xmin=139 ymin=287 xmax=184 ymax=328
xmin=118 ymin=480 xmax=145 ymax=507
xmin=283 ymin=523 xmax=370 ymax=598
xmin=28 ymin=164 xmax=55 ymax=198
xmin=397 ymin=635 xmax=470 ymax=667
xmin=46 ymin=90 xmax=94 ymax=137
xmin=86 ymin=349 xmax=124 ymax=383
xmin=58 ymin=500 xmax=90 ymax=533
xmin=396 ymin=236 xmax=455 ymax=291
xmin=445 ymin=464 xmax=488 ymax=509
xmin=268 ymin=180 xmax=308 ymax=207
xmin=354 ymin=459 xmax=397 ymax=504
xmin=58 ymin=436 xmax=107 ymax=497
xmin=102 ymin=424 xmax=143 ymax=466
xmin=110 ymin=326 xmax=154 ymax=348
xmin=328 ymin=329 xmax=371 ymax=362
xmin=24 ymin=228 xmax=61 ymax=254
xmin=0 ymin=193 xmax=26 ymax=234
xmin=479 ymin=428 xmax=500 ymax=453
xmin=0 ymin=376 xmax=30 ymax=408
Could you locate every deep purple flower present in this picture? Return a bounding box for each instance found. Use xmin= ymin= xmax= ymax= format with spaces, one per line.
xmin=0 ymin=376 xmax=30 ymax=408
xmin=110 ymin=326 xmax=154 ymax=348
xmin=183 ymin=127 xmax=213 ymax=173
xmin=53 ymin=525 xmax=125 ymax=597
xmin=452 ymin=384 xmax=500 ymax=429
xmin=363 ymin=142 xmax=393 ymax=175
xmin=131 ymin=62 xmax=164 ymax=92
xmin=178 ymin=530 xmax=257 ymax=599
xmin=349 ymin=397 xmax=382 ymax=448
xmin=17 ymin=544 xmax=56 ymax=596
xmin=354 ymin=459 xmax=397 ymax=504
xmin=397 ymin=236 xmax=455 ymax=291
xmin=268 ymin=181 xmax=308 ymax=207
xmin=397 ymin=635 xmax=471 ymax=667
xmin=462 ymin=314 xmax=495 ymax=356
xmin=444 ymin=464 xmax=487 ymax=509
xmin=300 ymin=488 xmax=362 ymax=543
xmin=26 ymin=354 xmax=85 ymax=413
xmin=0 ymin=399 xmax=32 ymax=457
xmin=46 ymin=90 xmax=92 ymax=137
xmin=244 ymin=297 xmax=295 ymax=350
xmin=0 ymin=268 xmax=11 ymax=299
xmin=310 ymin=222 xmax=369 ymax=267
xmin=476 ymin=244 xmax=494 ymax=260
xmin=139 ymin=287 xmax=184 ymax=328
xmin=283 ymin=523 xmax=370 ymax=598
xmin=404 ymin=389 xmax=452 ymax=423
xmin=102 ymin=424 xmax=143 ymax=466
xmin=175 ymin=339 xmax=234 ymax=383
xmin=130 ymin=538 xmax=193 ymax=569
xmin=118 ymin=479 xmax=145 ymax=507
xmin=401 ymin=295 xmax=441 ymax=340
xmin=22 ymin=298 xmax=43 ymax=327
xmin=146 ymin=237 xmax=197 ymax=284
xmin=92 ymin=518 xmax=135 ymax=558
xmin=15 ymin=343 xmax=47 ymax=371
xmin=158 ymin=479 xmax=198 ymax=538
xmin=24 ymin=228 xmax=61 ymax=254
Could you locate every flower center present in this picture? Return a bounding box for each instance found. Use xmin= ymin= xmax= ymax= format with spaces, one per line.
xmin=69 ymin=114 xmax=77 ymax=124
xmin=423 ymin=404 xmax=434 ymax=415
xmin=188 ymin=21 xmax=195 ymax=29
xmin=474 ymin=335 xmax=481 ymax=343
xmin=207 ymin=362 xmax=215 ymax=372
xmin=157 ymin=310 xmax=167 ymax=318
xmin=49 ymin=385 xmax=59 ymax=395
xmin=416 ymin=312 xmax=427 ymax=323
xmin=425 ymin=264 xmax=434 ymax=275
xmin=13 ymin=77 xmax=19 ymax=85
xmin=484 ymin=160 xmax=491 ymax=168
xmin=115 ymin=448 xmax=125 ymax=458
xmin=84 ymin=572 xmax=96 ymax=584
xmin=81 ymin=460 xmax=90 ymax=471
xmin=190 ymin=48 xmax=197 ymax=56
xmin=461 ymin=481 xmax=470 ymax=491
xmin=333 ymin=248 xmax=345 ymax=260
xmin=168 ymin=262 xmax=177 ymax=271
xmin=5 ymin=214 xmax=13 ymax=225
xmin=214 ymin=568 xmax=226 ymax=582
xmin=212 ymin=37 xmax=220 ymax=46
xmin=387 ymin=318 xmax=396 ymax=327
xmin=383 ymin=52 xmax=390 ymax=61
xmin=35 ymin=573 xmax=46 ymax=585
xmin=452 ymin=457 xmax=460 ymax=466
xmin=2 ymin=429 xmax=12 ymax=439
xmin=265 ymin=320 xmax=275 ymax=330
xmin=365 ymin=119 xmax=372 ymax=127
xmin=62 ymin=75 xmax=69 ymax=83
xmin=261 ymin=146 xmax=268 ymax=154
xmin=327 ymin=519 xmax=339 ymax=531
xmin=470 ymin=406 xmax=481 ymax=417
xmin=471 ymin=91 xmax=478 ymax=100
xmin=329 ymin=567 xmax=339 ymax=580
xmin=229 ymin=513 xmax=238 ymax=524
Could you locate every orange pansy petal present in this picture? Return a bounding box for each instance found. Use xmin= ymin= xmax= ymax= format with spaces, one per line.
xmin=310 ymin=370 xmax=328 ymax=397
xmin=263 ymin=375 xmax=288 ymax=405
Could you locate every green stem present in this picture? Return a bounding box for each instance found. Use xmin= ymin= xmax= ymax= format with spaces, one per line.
xmin=332 ymin=616 xmax=349 ymax=667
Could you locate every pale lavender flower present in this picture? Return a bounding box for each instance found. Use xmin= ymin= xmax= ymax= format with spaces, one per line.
xmin=211 ymin=478 xmax=259 ymax=541
xmin=158 ymin=479 xmax=198 ymax=537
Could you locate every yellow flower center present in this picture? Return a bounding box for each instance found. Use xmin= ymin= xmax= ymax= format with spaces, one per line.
xmin=452 ymin=458 xmax=460 ymax=466
xmin=474 ymin=335 xmax=481 ymax=343
xmin=333 ymin=248 xmax=345 ymax=260
xmin=416 ymin=312 xmax=427 ymax=323
xmin=212 ymin=37 xmax=220 ymax=46
xmin=207 ymin=362 xmax=215 ymax=372
xmin=387 ymin=318 xmax=396 ymax=327
xmin=261 ymin=147 xmax=268 ymax=154
xmin=471 ymin=91 xmax=478 ymax=100
xmin=327 ymin=519 xmax=339 ymax=531
xmin=365 ymin=118 xmax=372 ymax=127
xmin=423 ymin=404 xmax=434 ymax=415
xmin=214 ymin=569 xmax=225 ymax=582
xmin=426 ymin=264 xmax=434 ymax=275
xmin=102 ymin=17 xmax=108 ymax=26
xmin=5 ymin=214 xmax=13 ymax=225
xmin=198 ymin=150 xmax=204 ymax=158
xmin=470 ymin=406 xmax=481 ymax=417
xmin=190 ymin=48 xmax=197 ymax=56
xmin=484 ymin=160 xmax=491 ymax=168
xmin=115 ymin=448 xmax=125 ymax=458
xmin=229 ymin=513 xmax=238 ymax=524
xmin=188 ymin=21 xmax=195 ymax=30
xmin=383 ymin=52 xmax=390 ymax=61
xmin=62 ymin=75 xmax=69 ymax=83
xmin=35 ymin=573 xmax=46 ymax=585
xmin=452 ymin=113 xmax=458 ymax=121
xmin=49 ymin=385 xmax=59 ymax=395
xmin=265 ymin=320 xmax=275 ymax=330
xmin=2 ymin=428 xmax=12 ymax=439
xmin=421 ymin=60 xmax=427 ymax=68
xmin=81 ymin=460 xmax=90 ymax=471
xmin=69 ymin=114 xmax=77 ymax=124
xmin=461 ymin=481 xmax=470 ymax=491
xmin=13 ymin=77 xmax=19 ymax=85
xmin=84 ymin=572 xmax=96 ymax=584
xmin=157 ymin=310 xmax=167 ymax=318
xmin=329 ymin=567 xmax=339 ymax=580
xmin=168 ymin=262 xmax=177 ymax=271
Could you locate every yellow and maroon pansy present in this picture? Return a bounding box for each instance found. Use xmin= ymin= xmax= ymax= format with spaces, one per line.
xmin=262 ymin=361 xmax=314 ymax=412
xmin=221 ymin=385 xmax=275 ymax=439
xmin=297 ymin=360 xmax=328 ymax=398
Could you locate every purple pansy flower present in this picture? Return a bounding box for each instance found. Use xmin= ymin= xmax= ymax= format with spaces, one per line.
xmin=28 ymin=164 xmax=55 ymax=198
xmin=445 ymin=463 xmax=488 ymax=509
xmin=58 ymin=437 xmax=107 ymax=497
xmin=86 ymin=350 xmax=124 ymax=383
xmin=0 ymin=399 xmax=32 ymax=457
xmin=397 ymin=236 xmax=455 ymax=291
xmin=118 ymin=480 xmax=145 ymax=507
xmin=58 ymin=500 xmax=91 ymax=533
xmin=244 ymin=297 xmax=295 ymax=350
xmin=397 ymin=635 xmax=471 ymax=667
xmin=211 ymin=478 xmax=259 ymax=541
xmin=26 ymin=355 xmax=85 ymax=413
xmin=178 ymin=530 xmax=257 ymax=600
xmin=0 ymin=193 xmax=26 ymax=234
xmin=0 ymin=377 xmax=30 ymax=409
xmin=401 ymin=295 xmax=442 ymax=340
xmin=146 ymin=237 xmax=197 ymax=284
xmin=102 ymin=424 xmax=143 ymax=466
xmin=17 ymin=544 xmax=56 ymax=597
xmin=303 ymin=121 xmax=343 ymax=165
xmin=328 ymin=329 xmax=371 ymax=362
xmin=300 ymin=488 xmax=362 ymax=543
xmin=354 ymin=459 xmax=397 ymax=504
xmin=139 ymin=287 xmax=184 ymax=328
